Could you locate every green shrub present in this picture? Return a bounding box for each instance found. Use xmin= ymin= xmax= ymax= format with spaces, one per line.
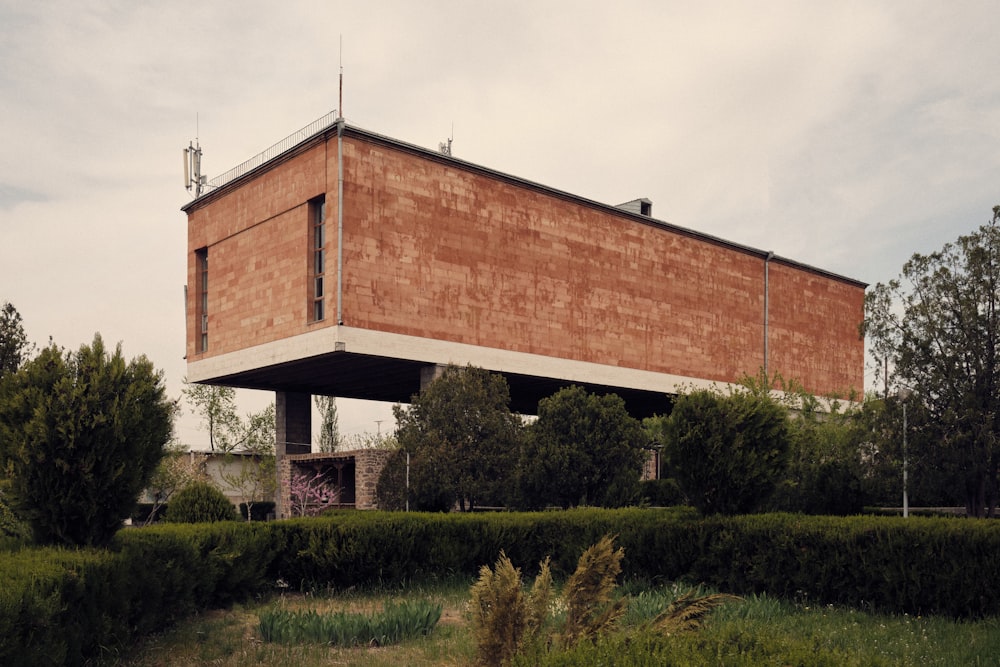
xmin=165 ymin=482 xmax=239 ymax=523
xmin=638 ymin=479 xmax=685 ymax=507
xmin=0 ymin=336 xmax=173 ymax=547
xmin=5 ymin=508 xmax=1000 ymax=664
xmin=652 ymin=388 xmax=791 ymax=515
xmin=0 ymin=488 xmax=30 ymax=549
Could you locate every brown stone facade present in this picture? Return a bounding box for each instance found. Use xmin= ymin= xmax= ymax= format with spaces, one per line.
xmin=186 ymin=124 xmax=864 ymax=399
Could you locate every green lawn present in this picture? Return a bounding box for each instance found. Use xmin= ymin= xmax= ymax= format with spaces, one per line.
xmin=102 ymin=579 xmax=1000 ymax=667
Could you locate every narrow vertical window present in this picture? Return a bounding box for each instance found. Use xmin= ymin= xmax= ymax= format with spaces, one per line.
xmin=196 ymin=248 xmax=209 ymax=352
xmin=311 ymin=197 xmax=326 ymax=321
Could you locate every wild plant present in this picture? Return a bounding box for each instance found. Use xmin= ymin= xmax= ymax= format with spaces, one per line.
xmin=468 ymin=551 xmax=553 ymax=667
xmin=559 ymin=534 xmax=626 ymax=647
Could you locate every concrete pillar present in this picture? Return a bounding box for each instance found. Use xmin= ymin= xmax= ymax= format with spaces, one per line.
xmin=276 ymin=391 xmax=312 ymax=455
xmin=275 ymin=391 xmax=311 ymax=518
xmin=420 ymin=363 xmax=447 ymax=390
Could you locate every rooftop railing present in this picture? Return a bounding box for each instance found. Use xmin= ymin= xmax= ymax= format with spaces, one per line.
xmin=205 ymin=110 xmax=339 ymax=192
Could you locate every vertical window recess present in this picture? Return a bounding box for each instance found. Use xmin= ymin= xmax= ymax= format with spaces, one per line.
xmin=196 ymin=248 xmax=208 ymax=352
xmin=311 ymin=197 xmax=326 ymax=321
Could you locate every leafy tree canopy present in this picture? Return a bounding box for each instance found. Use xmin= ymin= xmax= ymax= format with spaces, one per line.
xmin=864 ymin=207 xmax=1000 ymax=517
xmin=0 ymin=334 xmax=174 ymax=546
xmin=182 ymin=380 xmax=272 ymax=453
xmin=392 ymin=365 xmax=523 ymax=511
xmin=651 ymin=386 xmax=790 ymax=515
xmin=0 ymin=301 xmax=33 ymax=380
xmin=518 ymin=386 xmax=647 ymax=509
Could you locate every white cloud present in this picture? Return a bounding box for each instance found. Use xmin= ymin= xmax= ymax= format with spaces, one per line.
xmin=3 ymin=0 xmax=1000 ymax=442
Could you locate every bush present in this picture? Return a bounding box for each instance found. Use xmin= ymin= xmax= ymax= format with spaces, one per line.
xmin=0 ymin=488 xmax=30 ymax=549
xmin=5 ymin=508 xmax=1000 ymax=664
xmin=638 ymin=479 xmax=685 ymax=507
xmin=652 ymin=389 xmax=791 ymax=515
xmin=165 ymin=482 xmax=239 ymax=523
xmin=518 ymin=387 xmax=647 ymax=509
xmin=771 ymin=460 xmax=865 ymax=515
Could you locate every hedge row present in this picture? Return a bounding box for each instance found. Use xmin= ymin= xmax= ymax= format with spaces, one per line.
xmin=0 ymin=522 xmax=279 ymax=666
xmin=3 ymin=509 xmax=1000 ymax=664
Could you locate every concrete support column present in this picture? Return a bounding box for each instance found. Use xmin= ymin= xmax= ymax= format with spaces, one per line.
xmin=275 ymin=391 xmax=311 ymax=518
xmin=420 ymin=363 xmax=447 ymax=390
xmin=276 ymin=391 xmax=312 ymax=455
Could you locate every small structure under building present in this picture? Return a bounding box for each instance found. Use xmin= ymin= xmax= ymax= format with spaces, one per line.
xmin=279 ymin=448 xmax=391 ymax=514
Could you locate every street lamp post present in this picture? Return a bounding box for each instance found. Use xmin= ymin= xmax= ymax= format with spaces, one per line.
xmin=902 ymin=400 xmax=908 ymax=518
xmin=897 ymin=388 xmax=912 ymax=518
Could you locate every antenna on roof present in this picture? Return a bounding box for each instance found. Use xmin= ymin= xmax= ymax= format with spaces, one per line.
xmin=183 ymin=113 xmax=207 ymax=197
xmin=438 ymin=123 xmax=453 ymax=156
xmin=338 ymin=35 xmax=344 ymax=121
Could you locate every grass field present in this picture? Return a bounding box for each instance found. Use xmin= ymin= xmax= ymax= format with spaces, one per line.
xmin=102 ymin=578 xmax=1000 ymax=666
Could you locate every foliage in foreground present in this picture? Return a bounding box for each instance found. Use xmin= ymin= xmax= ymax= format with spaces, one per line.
xmin=258 ymin=599 xmax=442 ymax=646
xmin=7 ymin=509 xmax=1000 ymax=665
xmin=107 ymin=579 xmax=1000 ymax=667
xmin=0 ymin=334 xmax=174 ymax=546
xmin=469 ymin=535 xmax=738 ymax=667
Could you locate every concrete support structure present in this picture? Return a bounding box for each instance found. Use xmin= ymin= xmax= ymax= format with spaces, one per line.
xmin=420 ymin=364 xmax=447 ymax=390
xmin=275 ymin=391 xmax=311 ymax=518
xmin=275 ymin=391 xmax=312 ymax=456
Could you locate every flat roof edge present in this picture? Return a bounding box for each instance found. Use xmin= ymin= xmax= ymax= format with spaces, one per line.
xmin=181 ymin=120 xmax=867 ymax=289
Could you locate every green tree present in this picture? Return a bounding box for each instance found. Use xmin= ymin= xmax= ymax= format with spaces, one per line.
xmin=392 ymin=365 xmax=523 ymax=511
xmin=0 ymin=334 xmax=174 ymax=546
xmin=182 ymin=380 xmax=272 ymax=453
xmin=0 ymin=301 xmax=33 ymax=380
xmin=518 ymin=386 xmax=647 ymax=509
xmin=776 ymin=399 xmax=867 ymax=515
xmin=864 ymin=207 xmax=1000 ymax=517
xmin=218 ymin=403 xmax=276 ymax=521
xmin=181 ymin=382 xmax=275 ymax=519
xmin=650 ymin=387 xmax=790 ymax=515
xmin=747 ymin=374 xmax=869 ymax=516
xmin=315 ymin=395 xmax=340 ymax=452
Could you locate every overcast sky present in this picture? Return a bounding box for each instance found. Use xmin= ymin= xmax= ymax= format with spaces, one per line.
xmin=2 ymin=1 xmax=999 ymax=449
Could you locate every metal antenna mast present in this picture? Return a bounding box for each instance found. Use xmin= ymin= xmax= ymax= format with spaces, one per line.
xmin=338 ymin=36 xmax=344 ymax=120
xmin=183 ymin=113 xmax=206 ymax=197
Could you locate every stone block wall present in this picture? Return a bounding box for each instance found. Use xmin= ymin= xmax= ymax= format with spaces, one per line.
xmin=185 ymin=126 xmax=864 ymax=397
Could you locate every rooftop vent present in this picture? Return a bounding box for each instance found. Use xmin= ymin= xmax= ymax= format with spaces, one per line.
xmin=616 ymin=198 xmax=652 ymax=217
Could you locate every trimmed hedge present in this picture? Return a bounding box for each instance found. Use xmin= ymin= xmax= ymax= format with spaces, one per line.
xmin=3 ymin=509 xmax=1000 ymax=664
